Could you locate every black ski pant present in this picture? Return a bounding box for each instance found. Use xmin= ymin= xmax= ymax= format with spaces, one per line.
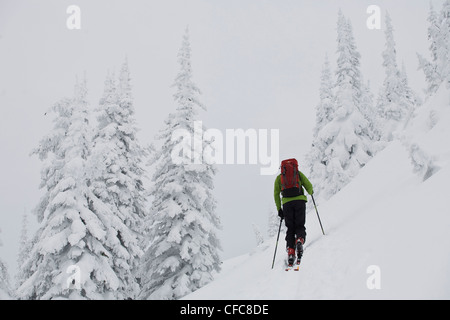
xmin=283 ymin=200 xmax=306 ymax=250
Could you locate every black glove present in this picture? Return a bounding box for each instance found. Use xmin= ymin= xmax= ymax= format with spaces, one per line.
xmin=278 ymin=209 xmax=284 ymax=220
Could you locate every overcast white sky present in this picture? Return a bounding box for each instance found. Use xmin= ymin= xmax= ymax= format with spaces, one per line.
xmin=0 ymin=0 xmax=442 ymax=276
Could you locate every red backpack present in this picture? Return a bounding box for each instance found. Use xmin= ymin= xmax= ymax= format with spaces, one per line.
xmin=280 ymin=159 xmax=303 ymax=197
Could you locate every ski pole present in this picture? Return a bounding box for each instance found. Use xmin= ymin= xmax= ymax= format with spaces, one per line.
xmin=311 ymin=194 xmax=325 ymax=235
xmin=271 ymin=218 xmax=283 ymax=269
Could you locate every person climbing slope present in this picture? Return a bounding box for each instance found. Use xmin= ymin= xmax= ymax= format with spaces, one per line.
xmin=274 ymin=158 xmax=314 ymax=268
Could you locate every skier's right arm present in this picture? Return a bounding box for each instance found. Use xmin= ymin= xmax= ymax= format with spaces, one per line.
xmin=299 ymin=171 xmax=314 ymax=195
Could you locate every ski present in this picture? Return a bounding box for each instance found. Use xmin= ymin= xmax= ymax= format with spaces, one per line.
xmin=285 ymin=262 xmax=301 ymax=271
xmin=285 ymin=259 xmax=296 ymax=271
xmin=285 ymin=255 xmax=302 ymax=271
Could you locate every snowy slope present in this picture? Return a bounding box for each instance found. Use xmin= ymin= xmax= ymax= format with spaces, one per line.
xmin=184 ymin=88 xmax=450 ymax=300
xmin=0 ymin=289 xmax=10 ymax=300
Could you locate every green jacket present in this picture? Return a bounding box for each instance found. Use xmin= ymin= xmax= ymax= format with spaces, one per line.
xmin=274 ymin=172 xmax=313 ymax=211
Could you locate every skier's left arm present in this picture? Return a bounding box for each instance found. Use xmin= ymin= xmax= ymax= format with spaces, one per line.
xmin=274 ymin=175 xmax=282 ymax=211
xmin=299 ymin=172 xmax=314 ymax=195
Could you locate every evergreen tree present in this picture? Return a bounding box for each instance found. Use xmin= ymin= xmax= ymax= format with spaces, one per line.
xmin=139 ymin=28 xmax=221 ymax=300
xmin=437 ymin=0 xmax=450 ymax=89
xmin=0 ymin=228 xmax=12 ymax=299
xmin=378 ymin=12 xmax=402 ymax=119
xmin=307 ymin=54 xmax=335 ymax=197
xmin=251 ymin=223 xmax=264 ymax=247
xmin=335 ymin=13 xmax=363 ymax=111
xmin=400 ymin=62 xmax=422 ymax=124
xmin=18 ymin=78 xmax=101 ymax=299
xmin=18 ymin=76 xmax=141 ymax=299
xmin=315 ymin=54 xmax=335 ymax=136
xmin=315 ymin=11 xmax=374 ymax=200
xmin=15 ymin=211 xmax=31 ymax=289
xmin=90 ymin=60 xmax=147 ymax=298
xmin=377 ymin=12 xmax=417 ymax=141
xmin=361 ymin=80 xmax=381 ymax=141
xmin=428 ymin=2 xmax=441 ymax=64
xmin=267 ymin=208 xmax=283 ymax=238
xmin=418 ymin=1 xmax=450 ymax=95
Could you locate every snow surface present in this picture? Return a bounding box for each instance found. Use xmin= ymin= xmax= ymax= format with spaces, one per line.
xmin=185 ymin=107 xmax=450 ymax=300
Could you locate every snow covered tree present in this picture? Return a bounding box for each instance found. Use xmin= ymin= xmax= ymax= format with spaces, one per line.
xmin=17 ymin=212 xmax=29 ymax=267
xmin=408 ymin=143 xmax=439 ymax=181
xmin=400 ymin=62 xmax=422 ymax=119
xmin=267 ymin=208 xmax=284 ymax=238
xmin=378 ymin=12 xmax=401 ymax=116
xmin=313 ymin=11 xmax=375 ymax=200
xmin=18 ymin=78 xmax=96 ymax=299
xmin=307 ymin=54 xmax=335 ymax=193
xmin=335 ymin=12 xmax=364 ymax=111
xmin=19 ymin=76 xmax=142 ymax=300
xmin=251 ymin=223 xmax=264 ymax=247
xmin=89 ymin=60 xmax=147 ymax=298
xmin=377 ymin=12 xmax=418 ymax=141
xmin=138 ymin=28 xmax=221 ymax=300
xmin=361 ymin=80 xmax=381 ymax=141
xmin=419 ymin=2 xmax=441 ymax=94
xmin=0 ymin=228 xmax=12 ymax=299
xmin=437 ymin=0 xmax=450 ymax=89
xmin=15 ymin=211 xmax=31 ymax=289
xmin=418 ymin=1 xmax=450 ymax=95
xmin=314 ymin=54 xmax=335 ymax=136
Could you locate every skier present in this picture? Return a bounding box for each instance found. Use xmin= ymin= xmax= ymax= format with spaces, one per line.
xmin=274 ymin=159 xmax=313 ymax=268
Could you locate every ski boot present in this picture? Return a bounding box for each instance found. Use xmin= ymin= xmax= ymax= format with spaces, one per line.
xmin=295 ymin=237 xmax=304 ymax=265
xmin=287 ymin=248 xmax=295 ymax=266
